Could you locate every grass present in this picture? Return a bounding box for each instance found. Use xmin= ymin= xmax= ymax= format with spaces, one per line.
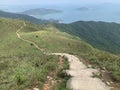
xmin=0 ymin=18 xmax=66 ymax=90
xmin=0 ymin=47 xmax=59 ymax=90
xmin=21 ymin=28 xmax=93 ymax=54
xmin=54 ymin=21 xmax=120 ymax=54
xmin=80 ymin=50 xmax=120 ymax=81
xmin=20 ymin=22 xmax=120 ymax=82
xmin=0 ymin=18 xmax=120 ymax=90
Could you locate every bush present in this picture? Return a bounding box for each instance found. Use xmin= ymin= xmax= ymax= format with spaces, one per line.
xmin=14 ymin=68 xmax=26 ymax=85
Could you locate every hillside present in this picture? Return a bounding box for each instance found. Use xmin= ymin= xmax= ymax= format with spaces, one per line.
xmin=0 ymin=10 xmax=58 ymax=24
xmin=20 ymin=8 xmax=62 ymax=15
xmin=0 ymin=18 xmax=93 ymax=90
xmin=0 ymin=18 xmax=120 ymax=89
xmin=0 ymin=18 xmax=65 ymax=90
xmin=54 ymin=21 xmax=120 ymax=54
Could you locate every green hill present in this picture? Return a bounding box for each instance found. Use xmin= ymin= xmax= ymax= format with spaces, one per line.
xmin=0 ymin=18 xmax=93 ymax=90
xmin=0 ymin=18 xmax=120 ymax=89
xmin=0 ymin=18 xmax=63 ymax=90
xmin=54 ymin=21 xmax=120 ymax=54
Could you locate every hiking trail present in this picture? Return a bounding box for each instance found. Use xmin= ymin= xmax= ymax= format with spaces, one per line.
xmin=16 ymin=22 xmax=110 ymax=90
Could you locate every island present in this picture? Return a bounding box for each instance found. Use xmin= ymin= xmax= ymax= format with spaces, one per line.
xmin=20 ymin=8 xmax=63 ymax=15
xmin=76 ymin=7 xmax=89 ymax=11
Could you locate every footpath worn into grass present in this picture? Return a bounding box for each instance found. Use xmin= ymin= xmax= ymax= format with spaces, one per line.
xmin=16 ymin=21 xmax=45 ymax=53
xmin=0 ymin=19 xmax=61 ymax=90
xmin=16 ymin=21 xmax=110 ymax=90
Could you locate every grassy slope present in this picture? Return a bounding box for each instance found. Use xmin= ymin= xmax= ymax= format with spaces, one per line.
xmin=21 ymin=23 xmax=120 ymax=82
xmin=0 ymin=18 xmax=63 ymax=90
xmin=54 ymin=21 xmax=120 ymax=54
xmin=0 ymin=18 xmax=120 ymax=90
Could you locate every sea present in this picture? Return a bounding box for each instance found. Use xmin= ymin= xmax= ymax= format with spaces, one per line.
xmin=1 ymin=3 xmax=120 ymax=23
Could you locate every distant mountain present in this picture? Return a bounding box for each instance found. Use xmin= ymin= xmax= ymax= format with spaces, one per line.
xmin=20 ymin=8 xmax=63 ymax=15
xmin=0 ymin=10 xmax=58 ymax=24
xmin=54 ymin=21 xmax=120 ymax=54
xmin=76 ymin=7 xmax=89 ymax=11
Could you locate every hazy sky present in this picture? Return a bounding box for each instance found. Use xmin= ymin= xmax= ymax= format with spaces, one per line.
xmin=0 ymin=0 xmax=120 ymax=5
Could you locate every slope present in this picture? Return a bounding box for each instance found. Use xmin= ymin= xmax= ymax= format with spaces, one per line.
xmin=16 ymin=21 xmax=110 ymax=90
xmin=54 ymin=21 xmax=120 ymax=54
xmin=0 ymin=18 xmax=120 ymax=90
xmin=20 ymin=22 xmax=120 ymax=89
xmin=0 ymin=18 xmax=93 ymax=90
xmin=0 ymin=18 xmax=66 ymax=90
xmin=21 ymin=22 xmax=120 ymax=83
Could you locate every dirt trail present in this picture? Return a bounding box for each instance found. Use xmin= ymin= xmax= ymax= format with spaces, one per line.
xmin=16 ymin=22 xmax=44 ymax=53
xmin=16 ymin=22 xmax=110 ymax=90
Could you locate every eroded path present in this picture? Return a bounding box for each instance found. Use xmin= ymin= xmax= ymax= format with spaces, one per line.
xmin=16 ymin=22 xmax=110 ymax=90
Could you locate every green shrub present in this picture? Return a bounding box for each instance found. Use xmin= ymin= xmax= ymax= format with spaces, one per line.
xmin=14 ymin=68 xmax=26 ymax=85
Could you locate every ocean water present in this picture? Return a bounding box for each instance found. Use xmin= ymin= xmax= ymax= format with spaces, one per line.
xmin=1 ymin=3 xmax=120 ymax=23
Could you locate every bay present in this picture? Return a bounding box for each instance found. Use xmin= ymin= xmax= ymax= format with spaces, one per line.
xmin=1 ymin=3 xmax=120 ymax=23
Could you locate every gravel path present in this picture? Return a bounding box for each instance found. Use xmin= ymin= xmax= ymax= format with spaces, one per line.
xmin=52 ymin=53 xmax=110 ymax=90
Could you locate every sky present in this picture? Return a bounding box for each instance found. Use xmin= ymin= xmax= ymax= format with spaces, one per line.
xmin=0 ymin=0 xmax=120 ymax=5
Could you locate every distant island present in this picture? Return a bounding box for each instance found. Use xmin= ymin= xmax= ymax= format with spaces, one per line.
xmin=0 ymin=10 xmax=59 ymax=24
xmin=76 ymin=7 xmax=89 ymax=11
xmin=20 ymin=8 xmax=63 ymax=15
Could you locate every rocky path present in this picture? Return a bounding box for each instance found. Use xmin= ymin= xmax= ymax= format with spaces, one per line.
xmin=52 ymin=53 xmax=110 ymax=90
xmin=16 ymin=22 xmax=110 ymax=90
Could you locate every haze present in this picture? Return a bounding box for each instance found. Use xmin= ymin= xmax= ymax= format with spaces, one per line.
xmin=0 ymin=0 xmax=120 ymax=5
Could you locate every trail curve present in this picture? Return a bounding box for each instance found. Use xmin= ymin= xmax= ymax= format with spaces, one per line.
xmin=16 ymin=22 xmax=110 ymax=90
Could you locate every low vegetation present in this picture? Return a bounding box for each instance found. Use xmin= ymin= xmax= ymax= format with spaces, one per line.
xmin=0 ymin=18 xmax=120 ymax=90
xmin=21 ymin=22 xmax=120 ymax=82
xmin=54 ymin=21 xmax=120 ymax=54
xmin=0 ymin=18 xmax=67 ymax=90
